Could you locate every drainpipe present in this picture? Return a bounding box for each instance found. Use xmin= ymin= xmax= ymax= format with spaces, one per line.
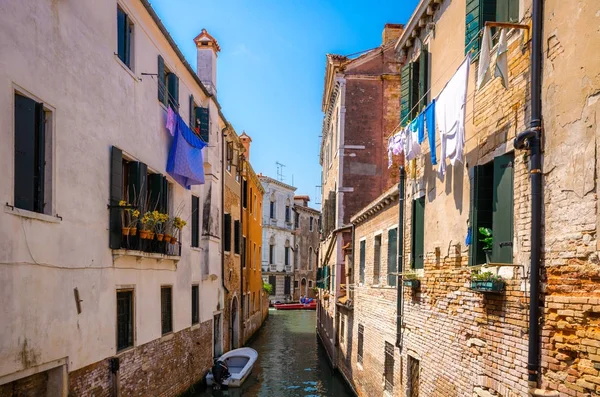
xmin=396 ymin=165 xmax=406 ymax=348
xmin=513 ymin=0 xmax=543 ymax=385
xmin=221 ymin=127 xmax=229 ymax=294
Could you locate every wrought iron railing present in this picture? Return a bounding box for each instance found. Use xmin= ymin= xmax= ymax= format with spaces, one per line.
xmin=118 ymin=232 xmax=181 ymax=257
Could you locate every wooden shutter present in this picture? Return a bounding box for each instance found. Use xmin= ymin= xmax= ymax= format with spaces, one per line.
xmin=158 ymin=55 xmax=165 ymax=104
xmin=148 ymin=173 xmax=167 ymax=213
xmin=128 ymin=161 xmax=147 ymax=212
xmin=412 ymin=197 xmax=425 ymax=269
xmin=387 ymin=228 xmax=398 ymax=286
xmin=191 ymin=195 xmax=199 ymax=247
xmin=418 ymin=45 xmax=430 ymax=111
xmin=14 ymin=94 xmax=37 ymax=212
xmin=374 ymin=235 xmax=381 ymax=284
xmin=34 ymin=101 xmax=45 ymax=213
xmin=189 ymin=95 xmax=195 ymax=129
xmin=316 ymin=268 xmax=323 ymax=288
xmin=359 ymin=240 xmax=366 ymax=283
xmin=242 ymin=180 xmax=248 ymax=209
xmin=197 ymin=107 xmax=209 ymax=142
xmin=234 ymin=220 xmax=241 ymax=254
xmin=223 ymin=213 xmax=231 ymax=251
xmin=109 ymin=146 xmax=123 ymax=249
xmin=492 ymin=153 xmax=514 ymax=264
xmin=117 ymin=8 xmax=127 ymax=65
xmin=469 ymin=164 xmax=494 ymax=265
xmin=167 ymin=73 xmax=179 ymax=109
xmin=400 ymin=62 xmax=420 ymax=124
xmin=465 ymin=0 xmax=497 ymax=55
xmin=268 ymin=275 xmax=276 ymax=295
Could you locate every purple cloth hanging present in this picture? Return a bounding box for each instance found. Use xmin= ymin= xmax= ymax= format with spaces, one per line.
xmin=166 ymin=112 xmax=207 ymax=189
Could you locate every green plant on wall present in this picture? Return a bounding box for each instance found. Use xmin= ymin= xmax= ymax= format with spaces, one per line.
xmin=478 ymin=227 xmax=493 ymax=251
xmin=263 ymin=282 xmax=273 ymax=295
xmin=471 ymin=271 xmax=503 ymax=282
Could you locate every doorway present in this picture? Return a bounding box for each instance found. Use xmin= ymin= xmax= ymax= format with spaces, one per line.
xmin=301 ymin=278 xmax=307 ymax=296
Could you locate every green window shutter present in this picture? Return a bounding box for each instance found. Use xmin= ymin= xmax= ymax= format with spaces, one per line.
xmin=34 ymin=101 xmax=45 ymax=213
xmin=234 ymin=220 xmax=241 ymax=255
xmin=196 ymin=107 xmax=209 ymax=142
xmin=158 ymin=55 xmax=165 ymax=104
xmin=167 ymin=73 xmax=179 ymax=109
xmin=469 ymin=164 xmax=494 ymax=265
xmin=223 ymin=213 xmax=231 ymax=251
xmin=189 ymin=95 xmax=195 ymax=129
xmin=492 ymin=153 xmax=514 ymax=264
xmin=191 ymin=195 xmax=199 ymax=247
xmin=359 ymin=240 xmax=366 ymax=283
xmin=148 ymin=173 xmax=166 ymax=213
xmin=109 ymin=146 xmax=123 ymax=249
xmin=117 ymin=8 xmax=126 ymax=65
xmin=412 ymin=197 xmax=425 ymax=269
xmin=465 ymin=0 xmax=497 ymax=55
xmin=400 ymin=62 xmax=412 ymax=124
xmin=418 ymin=45 xmax=430 ymax=111
xmin=127 ymin=161 xmax=147 ymax=216
xmin=387 ymin=228 xmax=398 ymax=286
xmin=14 ymin=94 xmax=40 ymax=212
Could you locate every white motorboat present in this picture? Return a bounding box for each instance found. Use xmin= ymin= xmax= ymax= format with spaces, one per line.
xmin=206 ymin=347 xmax=258 ymax=388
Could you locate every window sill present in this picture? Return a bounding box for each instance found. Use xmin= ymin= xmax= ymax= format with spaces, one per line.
xmin=116 ymin=346 xmax=135 ymax=356
xmin=160 ymin=333 xmax=174 ymax=342
xmin=190 ymin=247 xmax=202 ymax=252
xmin=112 ymin=249 xmax=180 ymax=263
xmin=5 ymin=205 xmax=61 ymax=223
xmin=114 ymin=54 xmax=138 ymax=81
xmin=191 ymin=323 xmax=201 ymax=330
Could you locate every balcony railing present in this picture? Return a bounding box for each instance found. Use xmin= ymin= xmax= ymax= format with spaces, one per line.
xmin=116 ymin=232 xmax=181 ymax=258
xmin=285 ymin=265 xmax=292 ymax=272
xmin=269 ymin=264 xmax=278 ymax=272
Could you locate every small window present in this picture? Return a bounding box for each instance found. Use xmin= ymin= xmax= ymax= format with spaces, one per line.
xmin=387 ymin=228 xmax=398 ymax=286
xmin=223 ymin=213 xmax=231 ymax=252
xmin=234 ymin=220 xmax=241 ymax=255
xmin=226 ymin=142 xmax=233 ymax=174
xmin=117 ymin=6 xmax=133 ymax=69
xmin=308 ymin=280 xmax=313 ymax=288
xmin=242 ymin=180 xmax=248 ymax=209
xmin=161 ymin=286 xmax=172 ymax=335
xmin=309 ymin=217 xmax=314 ymax=231
xmin=357 ymin=324 xmax=364 ymax=364
xmin=270 ymin=201 xmax=276 ymax=219
xmin=269 ymin=244 xmax=275 ymax=264
xmin=14 ymin=93 xmax=51 ymax=214
xmin=285 ymin=206 xmax=291 ymax=223
xmin=191 ymin=285 xmax=199 ymax=325
xmin=241 ymin=236 xmax=246 ymax=267
xmin=284 ymin=276 xmax=291 ymax=295
xmin=465 ymin=0 xmax=519 ymax=55
xmin=294 ymin=212 xmax=300 ymax=228
xmin=191 ymin=195 xmax=200 ymax=248
xmin=384 ymin=342 xmax=395 ymax=392
xmin=284 ymin=246 xmax=290 ymax=266
xmin=412 ymin=197 xmax=425 ymax=269
xmin=117 ymin=290 xmax=134 ymax=351
xmin=157 ymin=56 xmax=179 ymax=109
xmin=359 ymin=240 xmax=366 ymax=284
xmin=294 ymin=280 xmax=299 ymax=289
xmin=373 ymin=234 xmax=382 ymax=285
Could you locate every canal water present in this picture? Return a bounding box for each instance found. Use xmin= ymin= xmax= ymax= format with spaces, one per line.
xmin=194 ymin=309 xmax=354 ymax=397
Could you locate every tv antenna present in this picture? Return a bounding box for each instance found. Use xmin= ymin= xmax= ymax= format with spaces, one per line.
xmin=276 ymin=161 xmax=286 ymax=182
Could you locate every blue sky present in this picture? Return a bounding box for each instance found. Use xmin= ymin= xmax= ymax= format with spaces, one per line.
xmin=150 ymin=0 xmax=419 ymax=208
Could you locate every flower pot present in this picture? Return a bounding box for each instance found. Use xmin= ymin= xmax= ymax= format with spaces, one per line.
xmin=170 ymin=237 xmax=177 ymax=245
xmin=148 ymin=232 xmax=155 ymax=240
xmin=164 ymin=234 xmax=172 ymax=243
xmin=122 ymin=227 xmax=130 ymax=236
xmin=130 ymin=227 xmax=137 ymax=236
xmin=403 ymin=279 xmax=420 ymax=289
xmin=157 ymin=234 xmax=164 ymax=241
xmin=139 ymin=230 xmax=149 ymax=239
xmin=471 ymin=279 xmax=505 ymax=293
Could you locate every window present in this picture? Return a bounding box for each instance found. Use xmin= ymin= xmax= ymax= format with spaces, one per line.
xmin=268 ymin=275 xmax=276 ymax=296
xmin=226 ymin=142 xmax=233 ymax=174
xmin=268 ymin=244 xmax=274 ymax=264
xmin=157 ymin=55 xmax=179 ymax=109
xmin=373 ymin=234 xmax=382 ymax=285
xmin=117 ymin=6 xmax=133 ymax=68
xmin=412 ymin=197 xmax=425 ymax=269
xmin=189 ymin=96 xmax=209 ymax=142
xmin=294 ymin=280 xmax=299 ymax=289
xmin=241 ymin=237 xmax=246 ymax=267
xmin=191 ymin=195 xmax=200 ymax=247
xmin=470 ymin=152 xmax=514 ymax=265
xmin=284 ymin=276 xmax=291 ymax=295
xmin=269 ymin=201 xmax=275 ymax=219
xmin=161 ymin=286 xmax=173 ymax=335
xmin=388 ymin=228 xmax=398 ymax=286
xmin=309 ymin=280 xmax=313 ymax=288
xmin=294 ymin=212 xmax=300 ymax=228
xmin=357 ymin=324 xmax=364 ymax=364
xmin=309 ymin=217 xmax=314 ymax=231
xmin=284 ymin=246 xmax=290 ymax=266
xmin=116 ymin=290 xmax=134 ymax=351
xmin=14 ymin=93 xmax=50 ymax=214
xmin=465 ymin=0 xmax=520 ymax=55
xmin=408 ymin=356 xmax=420 ymax=397
xmin=234 ymin=220 xmax=241 ymax=255
xmin=223 ymin=213 xmax=231 ymax=252
xmin=236 ymin=155 xmax=242 ymax=183
xmin=400 ymin=43 xmax=429 ymax=125
xmin=253 ymin=244 xmax=257 ymax=270
xmin=384 ymin=342 xmax=395 ymax=393
xmin=242 ymin=180 xmax=248 ymax=209
xmin=285 ymin=206 xmax=291 ymax=223
xmin=359 ymin=240 xmax=366 ymax=284
xmin=191 ymin=285 xmax=199 ymax=325
xmin=308 ymin=247 xmax=313 ymax=270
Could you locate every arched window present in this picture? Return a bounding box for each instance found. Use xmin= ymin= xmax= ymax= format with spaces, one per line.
xmin=269 ymin=193 xmax=276 ymax=219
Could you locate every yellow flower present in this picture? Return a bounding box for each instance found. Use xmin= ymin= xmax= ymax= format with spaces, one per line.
xmin=119 ymin=200 xmax=128 ymax=206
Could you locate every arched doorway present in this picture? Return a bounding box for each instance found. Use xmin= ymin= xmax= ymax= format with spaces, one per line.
xmin=301 ymin=278 xmax=307 ymax=297
xmin=231 ymin=296 xmax=239 ymax=349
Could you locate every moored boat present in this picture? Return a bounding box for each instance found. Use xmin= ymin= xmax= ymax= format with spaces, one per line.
xmin=274 ymin=301 xmax=317 ymax=310
xmin=206 ymin=347 xmax=258 ymax=388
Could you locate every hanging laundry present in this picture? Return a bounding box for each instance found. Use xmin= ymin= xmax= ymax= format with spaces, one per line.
xmin=387 ymin=131 xmax=405 ymax=169
xmin=495 ymin=28 xmax=509 ymax=88
xmin=166 ymin=106 xmax=177 ymax=136
xmin=436 ymin=56 xmax=470 ymax=178
xmin=476 ymin=27 xmax=493 ymax=90
xmin=166 ymin=111 xmax=207 ymax=188
xmin=405 ymin=120 xmax=421 ymax=161
xmin=416 ymin=111 xmax=426 ymax=144
xmin=424 ymin=100 xmax=437 ymax=165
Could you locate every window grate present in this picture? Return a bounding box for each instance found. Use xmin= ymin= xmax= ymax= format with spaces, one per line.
xmin=384 ymin=342 xmax=395 ymax=392
xmin=117 ymin=290 xmax=133 ymax=351
xmin=161 ymin=286 xmax=172 ymax=335
xmin=191 ymin=285 xmax=199 ymax=325
xmin=357 ymin=324 xmax=364 ymax=364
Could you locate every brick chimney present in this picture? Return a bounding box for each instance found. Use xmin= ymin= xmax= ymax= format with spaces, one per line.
xmin=382 ymin=23 xmax=404 ymax=45
xmin=194 ymin=29 xmax=220 ymax=95
xmin=239 ymin=131 xmax=252 ymax=160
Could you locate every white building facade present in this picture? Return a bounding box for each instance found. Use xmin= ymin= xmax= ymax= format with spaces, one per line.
xmin=0 ymin=0 xmax=226 ymax=395
xmin=259 ymin=176 xmax=296 ymax=302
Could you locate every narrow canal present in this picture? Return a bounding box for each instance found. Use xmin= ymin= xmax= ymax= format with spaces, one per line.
xmin=194 ymin=309 xmax=354 ymax=397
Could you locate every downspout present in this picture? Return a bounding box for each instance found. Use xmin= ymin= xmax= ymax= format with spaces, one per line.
xmin=396 ymin=165 xmax=406 ymax=348
xmin=221 ymin=127 xmax=229 ymax=294
xmin=514 ymin=0 xmax=543 ymax=385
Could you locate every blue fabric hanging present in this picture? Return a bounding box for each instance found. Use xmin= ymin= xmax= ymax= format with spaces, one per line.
xmin=166 ymin=112 xmax=207 ymax=189
xmin=424 ymin=100 xmax=437 ymax=165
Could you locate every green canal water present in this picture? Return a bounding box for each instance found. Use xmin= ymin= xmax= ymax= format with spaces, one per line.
xmin=194 ymin=309 xmax=354 ymax=397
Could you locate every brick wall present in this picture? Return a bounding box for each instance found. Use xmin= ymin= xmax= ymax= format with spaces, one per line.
xmin=0 ymin=371 xmax=48 ymax=397
xmin=68 ymin=319 xmax=212 ymax=397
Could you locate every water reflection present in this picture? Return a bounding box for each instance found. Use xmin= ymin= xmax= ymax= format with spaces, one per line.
xmin=194 ymin=309 xmax=354 ymax=397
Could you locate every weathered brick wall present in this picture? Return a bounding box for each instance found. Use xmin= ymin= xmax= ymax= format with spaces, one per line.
xmin=0 ymin=371 xmax=48 ymax=397
xmin=68 ymin=319 xmax=212 ymax=397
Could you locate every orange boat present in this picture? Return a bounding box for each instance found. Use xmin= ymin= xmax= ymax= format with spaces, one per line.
xmin=274 ymin=301 xmax=317 ymax=310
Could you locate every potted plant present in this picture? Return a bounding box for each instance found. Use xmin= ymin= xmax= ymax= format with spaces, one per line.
xmin=119 ymin=200 xmax=131 ymax=235
xmin=403 ymin=272 xmax=420 ymax=289
xmin=152 ymin=211 xmax=169 ymax=241
xmin=479 ymin=227 xmax=493 ymax=264
xmin=471 ymin=271 xmax=505 ymax=293
xmin=140 ymin=211 xmax=156 ymax=239
xmin=263 ymin=282 xmax=273 ymax=295
xmin=128 ymin=209 xmax=140 ymax=236
xmin=172 ymin=216 xmax=187 ymax=244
